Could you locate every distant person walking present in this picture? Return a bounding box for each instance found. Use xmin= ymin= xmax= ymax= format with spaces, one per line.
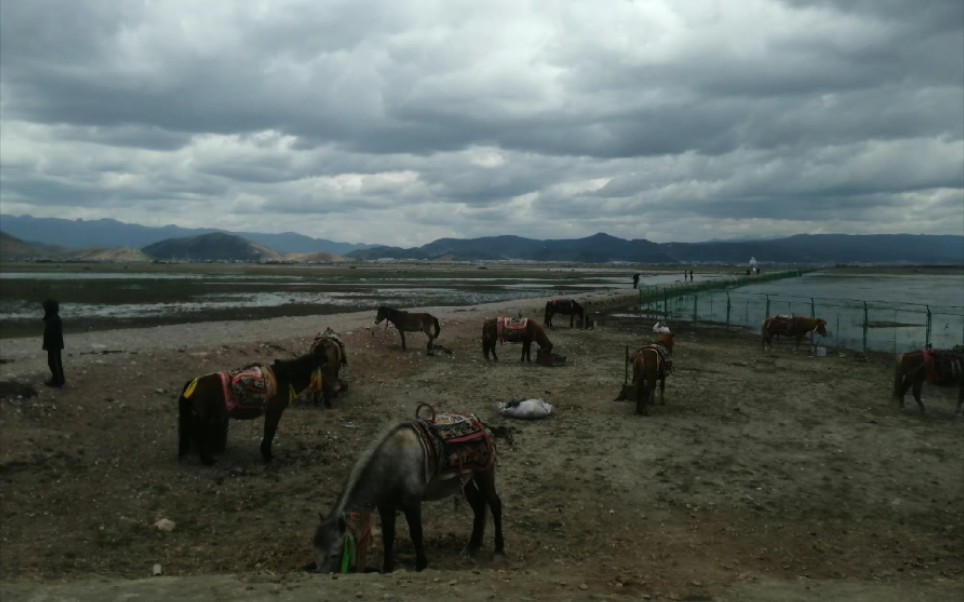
xmin=42 ymin=299 xmax=65 ymax=387
xmin=632 ymin=273 xmax=640 ymax=289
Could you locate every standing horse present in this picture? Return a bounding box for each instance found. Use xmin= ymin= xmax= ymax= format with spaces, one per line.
xmin=893 ymin=348 xmax=963 ymax=414
xmin=481 ymin=316 xmax=553 ymax=362
xmin=615 ymin=329 xmax=675 ymax=416
xmin=310 ymin=328 xmax=348 ymax=407
xmin=544 ymin=299 xmax=585 ymax=329
xmin=177 ymin=353 xmax=323 ymax=465
xmin=375 ymin=306 xmax=441 ymax=353
xmin=761 ymin=315 xmax=828 ymax=351
xmin=309 ymin=404 xmax=504 ymax=573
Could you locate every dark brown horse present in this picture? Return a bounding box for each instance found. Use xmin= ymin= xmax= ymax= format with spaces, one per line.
xmin=544 ymin=298 xmax=585 ymax=329
xmin=762 ymin=315 xmax=828 ymax=351
xmin=615 ymin=331 xmax=675 ymax=415
xmin=893 ymin=348 xmax=963 ymax=414
xmin=310 ymin=328 xmax=348 ymax=407
xmin=177 ymin=353 xmax=324 ymax=465
xmin=481 ymin=316 xmax=553 ymax=362
xmin=375 ymin=306 xmax=441 ymax=353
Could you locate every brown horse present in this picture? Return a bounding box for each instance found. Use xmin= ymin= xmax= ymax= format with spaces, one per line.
xmin=893 ymin=348 xmax=963 ymax=414
xmin=375 ymin=306 xmax=441 ymax=353
xmin=615 ymin=331 xmax=675 ymax=415
xmin=310 ymin=328 xmax=349 ymax=407
xmin=177 ymin=353 xmax=324 ymax=465
xmin=762 ymin=315 xmax=828 ymax=351
xmin=481 ymin=316 xmax=553 ymax=362
xmin=544 ymin=299 xmax=585 ymax=329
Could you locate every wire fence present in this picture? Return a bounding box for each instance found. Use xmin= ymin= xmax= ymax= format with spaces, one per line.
xmin=637 ymin=271 xmax=964 ymax=354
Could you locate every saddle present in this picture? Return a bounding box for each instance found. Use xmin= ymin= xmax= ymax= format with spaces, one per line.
xmin=312 ymin=328 xmax=348 ymax=366
xmin=412 ymin=403 xmax=495 ymax=481
xmin=496 ymin=316 xmax=528 ymax=342
xmin=636 ymin=343 xmax=673 ymax=375
xmin=219 ymin=364 xmax=277 ymax=414
xmin=922 ymin=348 xmax=962 ymax=385
xmin=765 ymin=315 xmax=796 ymax=334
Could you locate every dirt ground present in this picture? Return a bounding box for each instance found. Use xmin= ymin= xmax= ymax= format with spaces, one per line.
xmin=1 ymin=290 xmax=962 ymax=602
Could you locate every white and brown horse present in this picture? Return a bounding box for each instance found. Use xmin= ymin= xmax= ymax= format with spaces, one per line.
xmin=761 ymin=315 xmax=828 ymax=351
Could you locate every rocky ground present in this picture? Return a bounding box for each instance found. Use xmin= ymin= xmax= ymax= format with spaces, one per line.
xmin=1 ymin=289 xmax=961 ymax=601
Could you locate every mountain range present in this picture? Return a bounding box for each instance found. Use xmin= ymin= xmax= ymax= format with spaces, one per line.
xmin=1 ymin=215 xmax=961 ymax=265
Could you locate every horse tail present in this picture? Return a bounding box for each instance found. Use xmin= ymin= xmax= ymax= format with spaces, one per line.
xmin=432 ymin=316 xmax=441 ymax=339
xmin=177 ymin=380 xmax=194 ymax=458
xmin=893 ymin=354 xmax=905 ymax=399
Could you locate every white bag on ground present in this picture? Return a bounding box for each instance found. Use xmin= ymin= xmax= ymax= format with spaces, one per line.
xmin=498 ymin=398 xmax=554 ymax=419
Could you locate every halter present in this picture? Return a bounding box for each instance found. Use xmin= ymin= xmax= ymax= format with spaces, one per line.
xmin=339 ymin=511 xmax=373 ymax=573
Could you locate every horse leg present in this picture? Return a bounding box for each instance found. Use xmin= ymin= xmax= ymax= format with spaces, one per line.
xmin=402 ymin=504 xmax=428 ymax=571
xmin=569 ymin=313 xmax=574 ymax=328
xmin=635 ymin=379 xmax=649 ymax=416
xmin=197 ymin=418 xmax=216 ymax=466
xmin=177 ymin=393 xmax=193 ymax=459
xmin=212 ymin=419 xmax=229 ymax=453
xmin=378 ymin=504 xmax=398 ymax=573
xmin=425 ymin=330 xmax=434 ymax=354
xmin=911 ymin=378 xmax=926 ymax=413
xmin=260 ymin=405 xmax=285 ymax=462
xmin=399 ymin=330 xmax=407 ymax=350
xmin=480 ymin=471 xmax=505 ymax=558
xmin=658 ymin=376 xmax=666 ymax=405
xmin=463 ymin=480 xmax=486 ymax=555
xmin=896 ymin=375 xmax=912 ymax=409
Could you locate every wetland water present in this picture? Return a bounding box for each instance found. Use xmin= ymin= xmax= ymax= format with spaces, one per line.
xmin=0 ymin=263 xmax=699 ymax=338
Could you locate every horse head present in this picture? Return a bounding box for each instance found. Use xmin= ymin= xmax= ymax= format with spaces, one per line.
xmin=815 ymin=319 xmax=828 ymax=337
xmin=311 ymin=514 xmax=349 ymax=573
xmin=374 ymin=306 xmax=389 ymax=325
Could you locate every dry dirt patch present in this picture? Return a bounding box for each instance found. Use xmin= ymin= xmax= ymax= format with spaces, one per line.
xmin=1 ymin=292 xmax=961 ymax=601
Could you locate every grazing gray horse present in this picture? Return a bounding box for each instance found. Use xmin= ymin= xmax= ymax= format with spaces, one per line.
xmin=309 ymin=406 xmax=504 ymax=573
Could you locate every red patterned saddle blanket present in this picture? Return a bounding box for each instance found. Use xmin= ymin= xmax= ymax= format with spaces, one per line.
xmin=412 ymin=404 xmax=494 ymax=480
xmin=219 ymin=364 xmax=277 ymax=414
xmin=922 ymin=349 xmax=962 ymax=385
xmin=496 ymin=316 xmax=529 ymax=343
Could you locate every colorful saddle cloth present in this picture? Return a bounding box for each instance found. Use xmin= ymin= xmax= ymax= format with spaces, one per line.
xmin=922 ymin=348 xmax=962 ymax=385
xmin=219 ymin=364 xmax=277 ymax=414
xmin=411 ymin=405 xmax=495 ymax=482
xmin=496 ymin=316 xmax=528 ymax=343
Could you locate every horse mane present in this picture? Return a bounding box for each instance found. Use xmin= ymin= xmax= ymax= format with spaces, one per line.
xmin=331 ymin=422 xmax=408 ymax=515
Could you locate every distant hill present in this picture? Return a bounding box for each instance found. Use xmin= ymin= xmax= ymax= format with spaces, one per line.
xmin=348 ymin=233 xmax=964 ymax=265
xmin=141 ymin=232 xmax=281 ymax=262
xmin=0 ymin=215 xmax=374 ymax=256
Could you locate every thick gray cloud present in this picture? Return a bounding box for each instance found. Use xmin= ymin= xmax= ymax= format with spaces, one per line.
xmin=1 ymin=0 xmax=961 ymax=246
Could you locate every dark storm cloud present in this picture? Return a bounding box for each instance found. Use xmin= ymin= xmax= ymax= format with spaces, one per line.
xmin=0 ymin=0 xmax=961 ymax=244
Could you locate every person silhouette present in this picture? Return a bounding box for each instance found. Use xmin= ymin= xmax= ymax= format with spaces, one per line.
xmin=42 ymin=299 xmax=65 ymax=387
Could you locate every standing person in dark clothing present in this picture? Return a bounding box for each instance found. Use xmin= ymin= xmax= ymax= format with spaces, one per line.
xmin=632 ymin=273 xmax=640 ymax=289
xmin=42 ymin=299 xmax=65 ymax=387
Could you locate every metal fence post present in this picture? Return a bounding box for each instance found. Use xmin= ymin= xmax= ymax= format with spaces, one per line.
xmin=692 ymin=292 xmax=698 ymax=322
xmin=765 ymin=295 xmax=771 ymax=320
xmin=925 ymin=305 xmax=932 ymax=348
xmin=726 ymin=292 xmax=731 ymax=326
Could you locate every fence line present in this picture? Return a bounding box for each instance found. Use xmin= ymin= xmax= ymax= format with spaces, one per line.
xmin=637 ymin=273 xmax=964 ymax=354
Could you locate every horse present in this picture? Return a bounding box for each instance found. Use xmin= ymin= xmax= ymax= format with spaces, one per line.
xmin=893 ymin=348 xmax=964 ymax=414
xmin=615 ymin=330 xmax=675 ymax=416
xmin=544 ymin=299 xmax=585 ymax=329
xmin=309 ymin=404 xmax=504 ymax=573
xmin=310 ymin=328 xmax=348 ymax=407
xmin=481 ymin=316 xmax=553 ymax=362
xmin=761 ymin=315 xmax=828 ymax=351
xmin=177 ymin=353 xmax=324 ymax=465
xmin=375 ymin=306 xmax=441 ymax=353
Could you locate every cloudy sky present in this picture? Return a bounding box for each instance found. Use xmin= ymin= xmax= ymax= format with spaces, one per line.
xmin=1 ymin=0 xmax=962 ymax=247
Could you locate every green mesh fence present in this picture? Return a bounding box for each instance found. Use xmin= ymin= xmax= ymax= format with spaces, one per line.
xmin=638 ymin=272 xmax=964 ymax=354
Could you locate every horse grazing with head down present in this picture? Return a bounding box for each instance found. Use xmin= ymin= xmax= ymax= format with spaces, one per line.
xmin=761 ymin=315 xmax=828 ymax=351
xmin=544 ymin=299 xmax=585 ymax=329
xmin=615 ymin=323 xmax=675 ymax=415
xmin=310 ymin=328 xmax=349 ymax=407
xmin=308 ymin=403 xmax=504 ymax=574
xmin=375 ymin=306 xmax=441 ymax=353
xmin=482 ymin=316 xmax=553 ymax=362
xmin=893 ymin=347 xmax=963 ymax=414
xmin=177 ymin=353 xmax=324 ymax=465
